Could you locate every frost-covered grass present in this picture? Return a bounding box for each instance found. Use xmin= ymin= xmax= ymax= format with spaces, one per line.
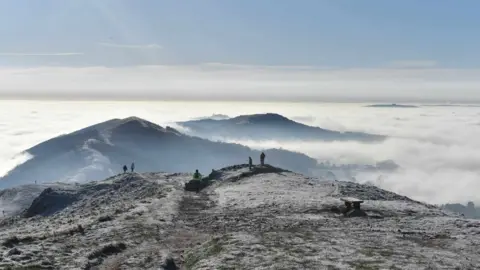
xmin=187 ymin=166 xmax=480 ymax=269
xmin=0 ymin=172 xmax=188 ymax=269
xmin=0 ymin=166 xmax=478 ymax=269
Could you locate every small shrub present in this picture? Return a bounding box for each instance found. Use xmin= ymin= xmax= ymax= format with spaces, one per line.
xmin=88 ymin=242 xmax=127 ymax=260
xmin=98 ymin=215 xmax=113 ymax=223
xmin=68 ymin=224 xmax=85 ymax=236
xmin=184 ymin=179 xmax=210 ymax=192
xmin=7 ymin=247 xmax=22 ymax=256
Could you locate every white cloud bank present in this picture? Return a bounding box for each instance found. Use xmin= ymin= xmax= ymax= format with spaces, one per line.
xmin=1 ymin=64 xmax=480 ymax=102
xmin=0 ymin=101 xmax=479 ymax=206
xmin=191 ymin=104 xmax=480 ymax=205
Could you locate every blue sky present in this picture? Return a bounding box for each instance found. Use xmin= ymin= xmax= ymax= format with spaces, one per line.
xmin=1 ymin=0 xmax=479 ymax=67
xmin=1 ymin=0 xmax=480 ymax=102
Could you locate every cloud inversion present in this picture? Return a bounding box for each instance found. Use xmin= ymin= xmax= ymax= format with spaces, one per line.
xmin=0 ymin=100 xmax=479 ymax=206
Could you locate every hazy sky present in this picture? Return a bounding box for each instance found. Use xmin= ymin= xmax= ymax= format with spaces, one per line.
xmin=1 ymin=0 xmax=480 ymax=102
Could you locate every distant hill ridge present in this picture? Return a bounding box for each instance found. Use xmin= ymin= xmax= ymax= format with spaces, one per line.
xmin=366 ymin=104 xmax=418 ymax=108
xmin=177 ymin=112 xmax=386 ymax=142
xmin=0 ymin=116 xmax=320 ymax=189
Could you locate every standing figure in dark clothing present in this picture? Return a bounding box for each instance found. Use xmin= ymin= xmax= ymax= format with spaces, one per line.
xmin=193 ymin=169 xmax=201 ymax=180
xmin=123 ymin=165 xmax=128 ymax=173
xmin=131 ymin=162 xmax=135 ymax=173
xmin=248 ymin=156 xmax=253 ymax=170
xmin=260 ymin=152 xmax=266 ymax=166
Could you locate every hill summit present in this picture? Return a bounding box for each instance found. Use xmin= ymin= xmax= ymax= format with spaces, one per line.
xmin=0 ymin=164 xmax=478 ymax=269
xmin=233 ymin=113 xmax=291 ymax=123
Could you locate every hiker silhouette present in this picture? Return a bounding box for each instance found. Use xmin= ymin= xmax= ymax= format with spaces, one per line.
xmin=260 ymin=152 xmax=266 ymax=166
xmin=131 ymin=162 xmax=135 ymax=172
xmin=123 ymin=165 xmax=127 ymax=173
xmin=193 ymin=169 xmax=201 ymax=179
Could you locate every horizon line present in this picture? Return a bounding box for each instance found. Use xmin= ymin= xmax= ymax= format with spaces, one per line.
xmin=0 ymin=95 xmax=478 ymax=105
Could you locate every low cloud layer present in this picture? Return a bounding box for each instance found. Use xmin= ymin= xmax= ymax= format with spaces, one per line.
xmin=217 ymin=106 xmax=480 ymax=205
xmin=0 ymin=100 xmax=479 ymax=205
xmin=2 ymin=64 xmax=480 ymax=102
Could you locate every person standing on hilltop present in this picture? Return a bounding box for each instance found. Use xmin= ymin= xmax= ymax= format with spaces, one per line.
xmin=123 ymin=165 xmax=128 ymax=173
xmin=260 ymin=152 xmax=266 ymax=166
xmin=248 ymin=156 xmax=253 ymax=170
xmin=193 ymin=169 xmax=202 ymax=180
xmin=131 ymin=162 xmax=135 ymax=173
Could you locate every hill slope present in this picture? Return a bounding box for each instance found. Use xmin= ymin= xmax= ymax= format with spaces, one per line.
xmin=177 ymin=113 xmax=386 ymax=142
xmin=0 ymin=165 xmax=478 ymax=269
xmin=0 ymin=117 xmax=318 ymax=189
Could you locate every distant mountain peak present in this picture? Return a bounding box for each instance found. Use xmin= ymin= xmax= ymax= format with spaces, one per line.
xmin=233 ymin=113 xmax=292 ymax=124
xmin=121 ymin=116 xmax=148 ymax=123
xmin=105 ymin=116 xmax=177 ymax=136
xmin=177 ymin=112 xmax=386 ymax=142
xmin=194 ymin=114 xmax=230 ymax=121
xmin=116 ymin=116 xmax=159 ymax=127
xmin=112 ymin=116 xmax=156 ymax=129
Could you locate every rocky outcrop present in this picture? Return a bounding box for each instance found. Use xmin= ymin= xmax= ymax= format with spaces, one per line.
xmin=161 ymin=257 xmax=177 ymax=270
xmin=23 ymin=188 xmax=79 ymax=218
xmin=184 ymin=164 xmax=289 ymax=192
xmin=184 ymin=179 xmax=210 ymax=192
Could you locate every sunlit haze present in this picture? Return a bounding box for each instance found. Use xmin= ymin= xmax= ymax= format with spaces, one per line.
xmin=1 ymin=1 xmax=480 ymax=102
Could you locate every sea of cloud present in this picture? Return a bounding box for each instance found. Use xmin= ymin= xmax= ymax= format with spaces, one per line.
xmin=0 ymin=100 xmax=479 ymax=205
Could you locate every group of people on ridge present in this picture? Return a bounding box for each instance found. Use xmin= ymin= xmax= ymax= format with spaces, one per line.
xmin=122 ymin=152 xmax=266 ymax=179
xmin=123 ymin=162 xmax=135 ymax=173
xmin=192 ymin=152 xmax=266 ymax=181
xmin=249 ymin=151 xmax=266 ymax=170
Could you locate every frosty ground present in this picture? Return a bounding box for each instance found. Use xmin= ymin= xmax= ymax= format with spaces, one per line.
xmin=0 ymin=164 xmax=478 ymax=269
